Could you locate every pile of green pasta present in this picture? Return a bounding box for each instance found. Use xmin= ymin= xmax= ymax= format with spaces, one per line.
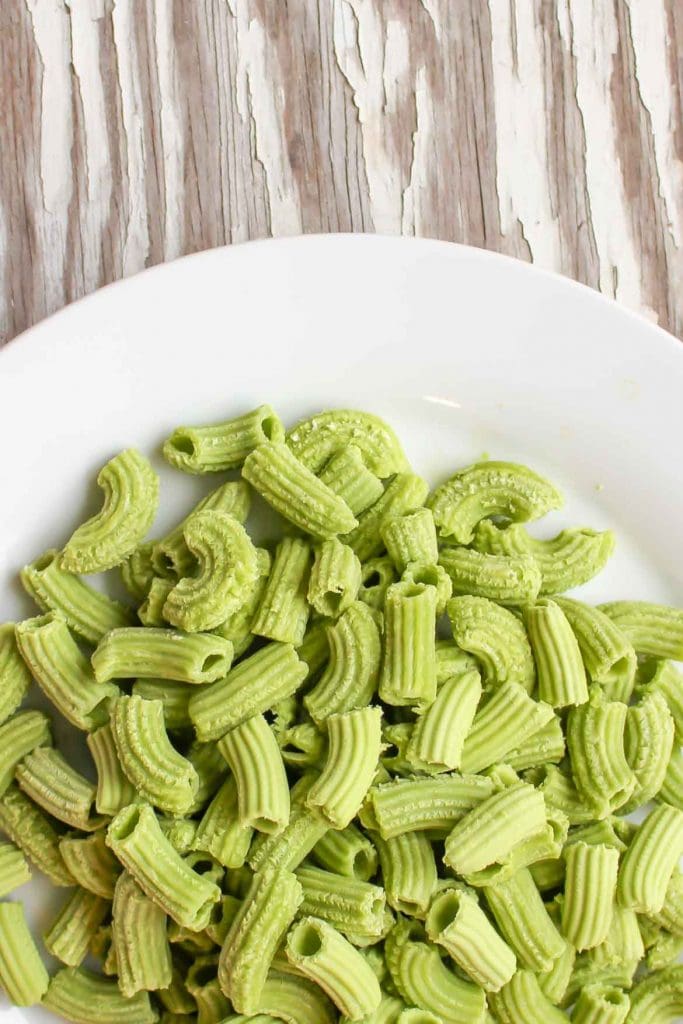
xmin=1 ymin=406 xmax=683 ymax=1024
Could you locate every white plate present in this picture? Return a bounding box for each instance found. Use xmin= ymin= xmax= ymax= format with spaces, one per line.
xmin=0 ymin=234 xmax=681 ymax=1021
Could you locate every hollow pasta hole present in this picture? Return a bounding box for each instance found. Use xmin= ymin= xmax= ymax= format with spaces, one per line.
xmin=192 ymin=964 xmax=217 ymax=988
xmin=322 ymin=590 xmax=343 ymax=615
xmin=111 ymin=804 xmax=142 ymax=840
xmin=34 ymin=550 xmax=58 ymax=572
xmin=362 ymin=572 xmax=381 ymax=589
xmin=261 ymin=414 xmax=281 ymax=442
xmin=170 ymin=433 xmax=195 ymax=457
xmin=429 ymin=892 xmax=461 ymax=933
xmin=370 ymin=897 xmax=384 ymax=918
xmin=353 ymin=848 xmax=375 ymax=880
xmin=290 ymin=922 xmax=323 ymax=957
xmin=201 ymin=654 xmax=225 ymax=674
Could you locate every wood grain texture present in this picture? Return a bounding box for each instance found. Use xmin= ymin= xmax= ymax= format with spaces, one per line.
xmin=0 ymin=0 xmax=681 ymax=345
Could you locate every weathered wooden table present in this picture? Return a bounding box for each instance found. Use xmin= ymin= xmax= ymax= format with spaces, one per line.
xmin=1 ymin=0 xmax=681 ymax=345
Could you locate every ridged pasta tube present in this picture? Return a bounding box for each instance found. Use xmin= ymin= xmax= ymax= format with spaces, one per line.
xmin=62 ymin=448 xmax=159 ymax=573
xmin=152 ymin=480 xmax=251 ymax=577
xmin=87 ymin=722 xmax=137 ymax=815
xmin=43 ymin=967 xmax=158 ymax=1023
xmin=618 ymin=803 xmax=683 ymax=914
xmin=214 ymin=546 xmax=272 ymax=657
xmin=92 ymin=626 xmax=233 ymax=684
xmin=524 ymin=599 xmax=589 ymax=707
xmin=599 ymin=600 xmax=683 ymax=660
xmin=137 ymin=577 xmax=173 ymax=626
xmin=295 ymin=864 xmax=386 ymax=939
xmin=131 ymin=678 xmax=194 ymax=731
xmin=307 ymin=706 xmax=382 ymax=828
xmin=286 ymin=916 xmax=382 ymax=1020
xmin=248 ymin=773 xmax=329 ymax=873
xmin=218 ymin=865 xmax=303 ymax=1011
xmin=0 ymin=784 xmax=74 ymax=886
xmin=554 ymin=597 xmax=637 ymax=702
xmin=254 ymin=969 xmax=337 ymax=1024
xmin=0 ymin=623 xmax=32 ymax=727
xmin=622 ymin=690 xmax=674 ymax=811
xmin=473 ymin=521 xmax=614 ymax=595
xmin=0 ymin=840 xmax=31 ymax=897
xmin=252 ymin=537 xmax=312 ymax=644
xmin=120 ymin=543 xmax=156 ymax=601
xmin=287 ymin=409 xmax=407 ymax=476
xmin=111 ymin=695 xmax=199 ymax=814
xmin=358 ymin=555 xmax=398 ymax=610
xmin=504 ymin=715 xmax=565 ymax=771
xmin=626 ymin=964 xmax=683 ymax=1023
xmin=428 ymin=460 xmax=562 ymax=544
xmin=659 ymin=746 xmax=683 ymax=810
xmin=407 ymin=670 xmax=482 ymax=772
xmin=218 ymin=714 xmax=290 ymax=834
xmin=60 ymin=830 xmax=121 ymax=898
xmin=243 ymin=442 xmax=358 ymax=539
xmin=305 ymin=602 xmax=381 ymax=722
xmin=402 ymin=561 xmax=452 ymax=615
xmin=460 ymin=681 xmax=554 ymax=774
xmin=567 ymin=685 xmax=636 ymax=814
xmin=0 ymin=901 xmax=49 ymax=1005
xmin=425 ymin=888 xmax=516 ymax=992
xmin=190 ymin=641 xmax=307 ymax=741
xmin=21 ymin=547 xmax=133 ymax=642
xmin=192 ymin=776 xmax=253 ymax=868
xmin=375 ymin=833 xmax=437 ymax=916
xmin=311 ymin=823 xmax=377 ymax=880
xmin=112 ymin=870 xmax=172 ymax=997
xmin=44 ymin=887 xmax=109 ymax=967
xmin=16 ymin=613 xmax=119 ymax=730
xmin=572 ymin=983 xmax=630 ymax=1023
xmin=343 ymin=473 xmax=429 ymax=562
xmin=380 ymin=509 xmax=438 ymax=573
xmin=460 ymin=808 xmax=568 ymax=889
xmin=366 ymin=773 xmax=493 ymax=840
xmin=16 ymin=746 xmax=102 ymax=830
xmin=0 ymin=708 xmax=52 ymax=796
xmin=446 ymin=596 xmax=536 ymax=692
xmin=533 ymin=763 xmax=602 ymax=825
xmin=162 ymin=510 xmax=258 ymax=632
xmin=637 ymin=658 xmax=683 ymax=741
xmin=185 ymin=954 xmax=231 ymax=1022
xmin=164 ymin=404 xmax=285 ymax=472
xmin=561 ymin=841 xmax=620 ymax=949
xmin=484 ymin=868 xmax=565 ymax=972
xmin=308 ymin=538 xmax=362 ymax=618
xmin=439 ymin=548 xmax=542 ymax=605
xmin=107 ymin=803 xmax=221 ymax=930
xmin=379 ymin=582 xmax=437 ymax=707
xmin=318 ymin=444 xmax=384 ymax=516
xmin=487 ymin=969 xmax=567 ymax=1024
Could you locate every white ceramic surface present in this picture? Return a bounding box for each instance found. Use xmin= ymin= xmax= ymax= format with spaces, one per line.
xmin=0 ymin=235 xmax=681 ymax=1020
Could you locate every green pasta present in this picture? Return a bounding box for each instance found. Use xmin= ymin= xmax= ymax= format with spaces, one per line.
xmin=43 ymin=967 xmax=158 ymax=1023
xmin=617 ymin=803 xmax=683 ymax=914
xmin=0 ymin=622 xmax=32 ymax=726
xmin=381 ymin=509 xmax=439 ymax=574
xmin=446 ymin=595 xmax=536 ymax=692
xmin=375 ymin=832 xmax=437 ymax=916
xmin=554 ymin=597 xmax=637 ymax=702
xmin=218 ymin=865 xmax=303 ymax=1012
xmin=622 ymin=690 xmax=674 ymax=811
xmin=214 ymin=546 xmax=272 ymax=657
xmin=137 ymin=577 xmax=174 ymax=626
xmin=0 ymin=840 xmax=31 ymax=896
xmin=44 ymin=887 xmax=109 ymax=967
xmin=285 ymin=916 xmax=382 ymax=1020
xmin=659 ymin=746 xmax=683 ymax=810
xmin=192 ymin=776 xmax=253 ymax=868
xmin=61 ymin=448 xmax=159 ymax=573
xmin=484 ymin=868 xmax=565 ymax=972
xmin=15 ymin=613 xmax=119 ymax=730
xmin=473 ymin=522 xmax=614 ymax=595
xmin=112 ymin=870 xmax=173 ymax=997
xmin=87 ymin=721 xmax=138 ymax=815
xmin=358 ymin=555 xmax=398 ymax=610
xmin=111 ymin=694 xmax=199 ymax=814
xmin=107 ymin=803 xmax=221 ymax=930
xmin=190 ymin=641 xmax=307 ymax=741
xmin=186 ymin=955 xmax=231 ymax=1022
xmin=318 ymin=444 xmax=385 ymax=516
xmin=572 ymin=983 xmax=630 ymax=1023
xmin=460 ymin=680 xmax=554 ymax=774
xmin=307 ymin=706 xmax=383 ymax=828
xmin=439 ymin=547 xmax=542 ymax=605
xmin=287 ymin=409 xmax=407 ymax=477
xmin=252 ymin=536 xmax=312 ymax=644
xmin=406 ymin=669 xmax=482 ymax=772
xmin=305 ymin=601 xmax=381 ymax=723
xmin=295 ymin=864 xmax=386 ymax=939
xmin=343 ymin=473 xmax=430 ymax=563
xmin=532 ymin=763 xmax=602 ymax=825
xmin=0 ymin=901 xmax=49 ymax=1005
xmin=0 ymin=784 xmax=74 ymax=885
xmin=218 ymin=714 xmax=290 ymax=834
xmin=164 ymin=404 xmax=285 ymax=473
xmin=561 ymin=841 xmax=620 ymax=950
xmin=22 ymin=547 xmax=133 ymax=642
xmin=92 ymin=626 xmax=233 ymax=684
xmin=311 ymin=823 xmax=378 ymax=880
xmin=637 ymin=658 xmax=683 ymax=742
xmin=435 ymin=640 xmax=479 ymax=682
xmin=308 ymin=538 xmax=362 ymax=618
xmin=60 ymin=829 xmax=122 ymax=897
xmin=0 ymin=708 xmax=52 ymax=796
xmin=16 ymin=746 xmax=102 ymax=830
xmin=524 ymin=599 xmax=589 ymax=707
xmin=366 ymin=773 xmax=493 ymax=840
xmin=599 ymin=600 xmax=683 ymax=660
xmin=626 ymin=964 xmax=683 ymax=1023
xmin=566 ymin=685 xmax=636 ymax=814
xmin=487 ymin=968 xmax=567 ymax=1024
xmin=402 ymin=561 xmax=453 ymax=615
xmin=120 ymin=543 xmax=156 ymax=601
xmin=131 ymin=677 xmax=195 ymax=731
xmin=248 ymin=773 xmax=328 ymax=873
xmin=253 ymin=969 xmax=337 ymax=1024
xmin=504 ymin=715 xmax=565 ymax=771
xmin=379 ymin=581 xmax=437 ymax=707
xmin=426 ymin=887 xmax=516 ymax=991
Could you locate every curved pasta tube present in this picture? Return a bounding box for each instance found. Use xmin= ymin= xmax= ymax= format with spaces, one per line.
xmin=305 ymin=602 xmax=381 ymax=723
xmin=277 ymin=722 xmax=326 ymax=769
xmin=184 ymin=737 xmax=228 ymax=813
xmin=44 ymin=888 xmax=109 ymax=968
xmin=306 ymin=706 xmax=382 ymax=829
xmin=381 ymin=509 xmax=438 ymax=573
xmin=295 ymin=864 xmax=386 ymax=940
xmin=524 ymin=599 xmax=589 ymax=707
xmin=344 ymin=473 xmax=430 ymax=563
xmin=110 ymin=695 xmax=198 ymax=815
xmin=248 ymin=773 xmax=328 ymax=874
xmin=487 ymin=969 xmax=567 ymax=1024
xmin=460 ymin=681 xmax=554 ymax=774
xmin=638 ymin=658 xmax=683 ymax=743
xmin=536 ymin=927 xmax=575 ymax=1006
xmin=366 ymin=773 xmax=493 ymax=840
xmin=622 ymin=691 xmax=674 ymax=812
xmin=567 ymin=685 xmax=636 ymax=814
xmin=318 ymin=444 xmax=384 ymax=516
xmin=185 ymin=954 xmax=231 ymax=1022
xmin=87 ymin=722 xmax=137 ymax=816
xmin=435 ymin=640 xmax=478 ymax=683
xmin=444 ymin=782 xmax=547 ymax=876
xmin=16 ymin=747 xmax=103 ymax=831
xmin=532 ymin=764 xmax=602 ymax=825
xmin=375 ymin=833 xmax=437 ymax=916
xmin=561 ymin=841 xmax=620 ymax=950
xmin=659 ymin=746 xmax=683 ymax=810
xmin=255 ymin=969 xmax=337 ymax=1024
xmin=137 ymin=577 xmax=173 ymax=627
xmin=190 ymin=641 xmax=307 ymax=741
xmin=461 ymin=808 xmax=568 ymax=890
xmin=215 ymin=546 xmax=272 ymax=658
xmin=428 ymin=460 xmax=562 ymax=544
xmin=107 ymin=803 xmax=221 ymax=930
xmin=112 ymin=871 xmax=172 ymax=997
xmin=618 ymin=803 xmax=683 ymax=914
xmin=192 ymin=776 xmax=253 ymax=868
xmin=0 ymin=709 xmax=52 ymax=797
xmin=425 ymin=888 xmax=516 ymax=992
xmin=0 ymin=784 xmax=74 ymax=886
xmin=218 ymin=714 xmax=290 ymax=834
xmin=218 ymin=865 xmax=303 ymax=1012
xmin=0 ymin=624 xmax=32 ymax=728
xmin=164 ymin=404 xmax=285 ymax=473
xmin=571 ymin=984 xmax=630 ymax=1024
xmin=358 ymin=555 xmax=398 ymax=610
xmin=473 ymin=521 xmax=614 ymax=595
xmin=252 ymin=537 xmax=312 ymax=645
xmin=21 ymin=548 xmax=133 ymax=643
xmin=447 ymin=596 xmax=536 ymax=693
xmin=384 ymin=921 xmax=487 ymax=1024
xmin=120 ymin=543 xmax=156 ymax=601
xmin=599 ymin=600 xmax=683 ymax=660
xmin=311 ymin=824 xmax=377 ymax=881
xmin=162 ymin=510 xmax=258 ymax=632
xmin=626 ymin=964 xmax=683 ymax=1023
xmin=92 ymin=626 xmax=233 ymax=684
xmin=59 ymin=830 xmax=121 ymax=898
xmin=242 ymin=442 xmax=358 ymax=539
xmin=483 ymin=868 xmax=565 ymax=972
xmin=131 ymin=678 xmax=194 ymax=731
xmin=307 ymin=538 xmax=362 ymax=618
xmin=439 ymin=548 xmax=542 ymax=606
xmin=555 ymin=597 xmax=637 ymax=702
xmin=62 ymin=449 xmax=159 ymax=573
xmin=16 ymin=613 xmax=119 ymax=730
xmin=379 ymin=582 xmax=437 ymax=707
xmin=286 ymin=917 xmax=382 ymax=1021
xmin=43 ymin=967 xmax=158 ymax=1024
xmin=287 ymin=409 xmax=408 ymax=477
xmin=402 ymin=561 xmax=452 ymax=615
xmin=407 ymin=669 xmax=482 ymax=772
xmin=504 ymin=715 xmax=565 ymax=771
xmin=0 ymin=841 xmax=31 ymax=898
xmin=0 ymin=902 xmax=49 ymax=1006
